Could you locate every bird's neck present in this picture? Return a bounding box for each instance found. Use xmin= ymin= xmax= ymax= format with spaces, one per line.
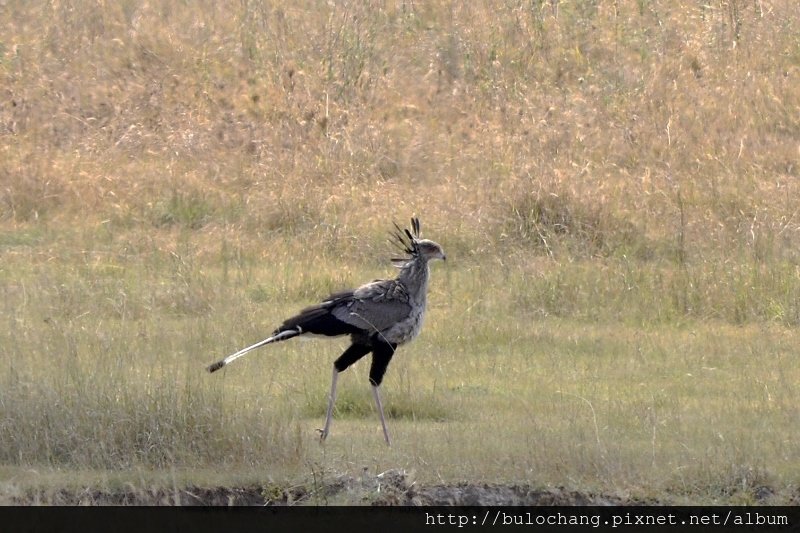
xmin=397 ymin=258 xmax=430 ymax=303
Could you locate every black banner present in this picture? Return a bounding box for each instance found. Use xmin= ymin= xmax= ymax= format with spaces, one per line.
xmin=4 ymin=506 xmax=797 ymax=533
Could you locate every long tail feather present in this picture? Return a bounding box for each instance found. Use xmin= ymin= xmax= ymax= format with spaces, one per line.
xmin=206 ymin=328 xmax=301 ymax=373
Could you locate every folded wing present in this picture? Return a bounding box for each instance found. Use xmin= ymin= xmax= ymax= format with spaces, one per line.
xmin=331 ymin=279 xmax=412 ymax=335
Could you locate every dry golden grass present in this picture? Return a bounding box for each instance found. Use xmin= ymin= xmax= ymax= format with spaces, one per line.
xmin=1 ymin=0 xmax=800 ymax=504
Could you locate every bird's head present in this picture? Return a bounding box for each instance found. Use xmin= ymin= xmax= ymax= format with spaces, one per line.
xmin=416 ymin=238 xmax=447 ymax=262
xmin=391 ymin=217 xmax=446 ymax=266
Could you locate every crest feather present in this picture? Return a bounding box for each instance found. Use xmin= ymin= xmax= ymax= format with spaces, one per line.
xmin=389 ymin=217 xmax=421 ymax=265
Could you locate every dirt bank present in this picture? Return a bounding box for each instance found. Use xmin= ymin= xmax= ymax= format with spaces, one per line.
xmin=11 ymin=470 xmax=791 ymax=506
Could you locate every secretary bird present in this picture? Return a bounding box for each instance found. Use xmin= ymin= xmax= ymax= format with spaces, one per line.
xmin=206 ymin=218 xmax=445 ymax=445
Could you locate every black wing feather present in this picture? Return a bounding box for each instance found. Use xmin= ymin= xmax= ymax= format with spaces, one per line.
xmin=276 ymin=291 xmax=364 ymax=337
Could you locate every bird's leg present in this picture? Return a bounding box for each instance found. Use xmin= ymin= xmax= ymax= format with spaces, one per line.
xmin=320 ymin=343 xmax=372 ymax=442
xmin=319 ymin=365 xmax=339 ymax=442
xmin=368 ymin=340 xmax=396 ymax=446
xmin=372 ymin=384 xmax=391 ymax=446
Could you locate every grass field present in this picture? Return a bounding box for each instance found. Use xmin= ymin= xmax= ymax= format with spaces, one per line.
xmin=2 ymin=0 xmax=800 ymax=504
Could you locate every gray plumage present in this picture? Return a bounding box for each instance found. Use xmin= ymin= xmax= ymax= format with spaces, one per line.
xmin=206 ymin=217 xmax=445 ymax=445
